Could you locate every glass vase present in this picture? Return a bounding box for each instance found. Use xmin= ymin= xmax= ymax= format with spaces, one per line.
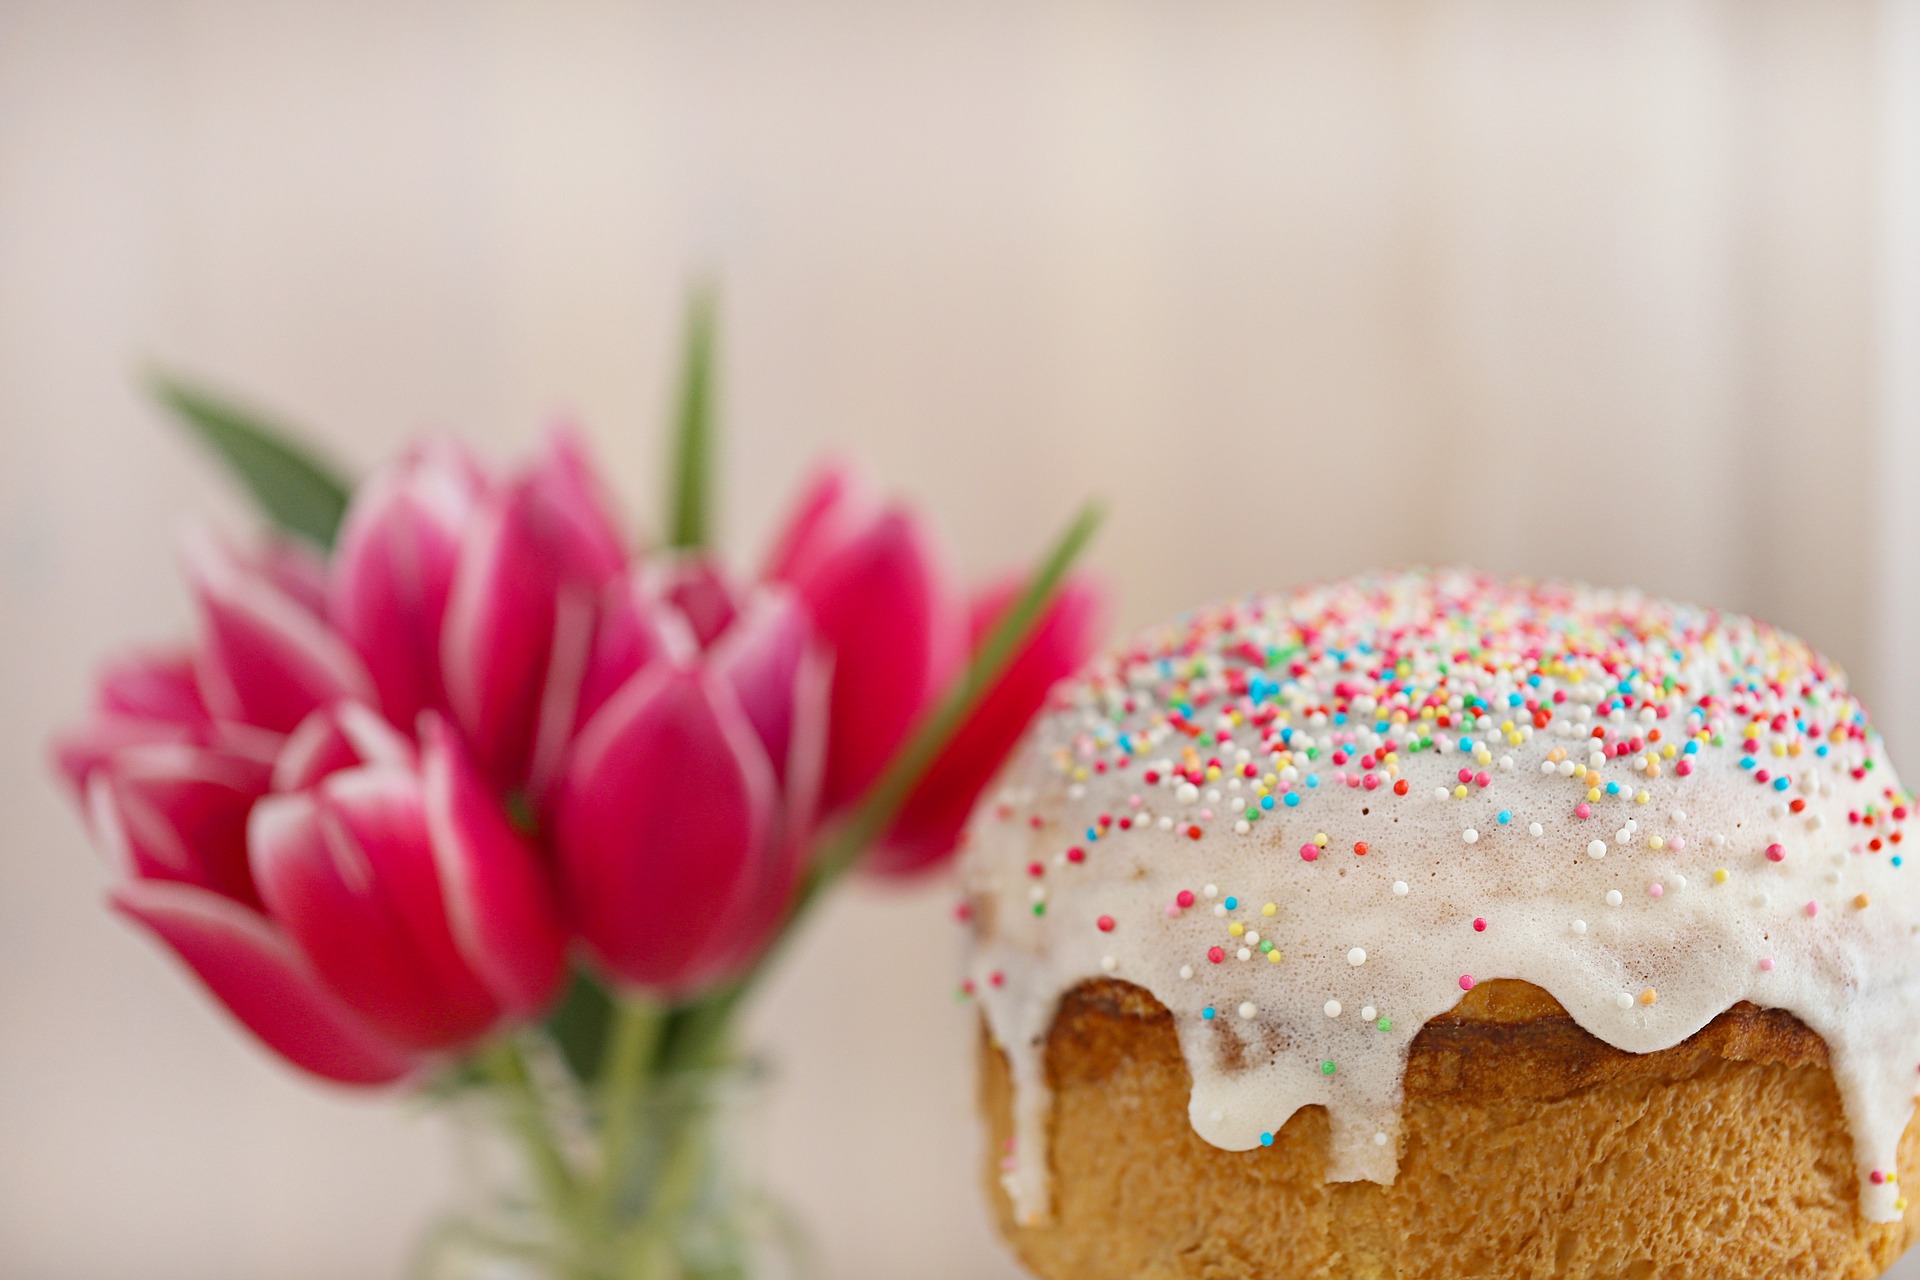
xmin=413 ymin=1049 xmax=811 ymax=1280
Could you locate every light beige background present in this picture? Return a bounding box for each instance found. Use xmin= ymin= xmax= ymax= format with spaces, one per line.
xmin=5 ymin=2 xmax=1920 ymax=1277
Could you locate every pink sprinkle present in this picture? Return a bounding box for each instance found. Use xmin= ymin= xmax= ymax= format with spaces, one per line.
xmin=1066 ymin=847 xmax=1086 ymax=864
xmin=1766 ymin=843 xmax=1785 ymax=862
xmin=1474 ymin=770 xmax=1491 ymax=788
xmin=1199 ymin=808 xmax=1214 ymax=821
xmin=1097 ymin=915 xmax=1116 ymax=932
xmin=1575 ymin=803 xmax=1593 ymax=819
xmin=1176 ymin=890 xmax=1196 ymax=909
xmin=1457 ymin=768 xmax=1473 ymax=783
xmin=1805 ymin=900 xmax=1819 ymax=918
xmin=1459 ymin=975 xmax=1475 ymax=991
xmin=1873 ymin=1170 xmax=1888 ymax=1185
xmin=1676 ymin=760 xmax=1694 ymax=777
xmin=1759 ymin=957 xmax=1775 ymax=971
xmin=1472 ymin=918 xmax=1487 ymax=932
xmin=1647 ymin=883 xmax=1664 ymax=899
xmin=1163 ymin=904 xmax=1181 ymax=918
xmin=1671 ymin=836 xmax=1686 ymax=852
xmin=1300 ymin=844 xmax=1319 ymax=862
xmin=1362 ymin=773 xmax=1380 ymax=790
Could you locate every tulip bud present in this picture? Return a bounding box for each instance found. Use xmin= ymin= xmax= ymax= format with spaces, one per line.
xmin=442 ymin=429 xmax=627 ymax=788
xmin=765 ymin=466 xmax=963 ymax=813
xmin=331 ymin=439 xmax=490 ymax=728
xmin=555 ymin=665 xmax=782 ymax=996
xmin=87 ymin=742 xmax=272 ymax=907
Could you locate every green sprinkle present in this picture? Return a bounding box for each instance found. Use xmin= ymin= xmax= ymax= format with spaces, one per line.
xmin=1320 ymin=1060 xmax=1337 ymax=1076
xmin=1032 ymin=902 xmax=1046 ymax=917
xmin=1375 ymin=1016 xmax=1392 ymax=1032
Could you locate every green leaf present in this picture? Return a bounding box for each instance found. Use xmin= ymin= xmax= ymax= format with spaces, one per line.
xmin=543 ymin=966 xmax=617 ymax=1083
xmin=665 ymin=284 xmax=718 ymax=551
xmin=148 ymin=371 xmax=352 ymax=550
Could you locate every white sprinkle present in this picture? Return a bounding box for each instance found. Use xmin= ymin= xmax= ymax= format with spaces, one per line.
xmin=1179 ymin=965 xmax=1194 ymax=980
xmin=1361 ymin=1005 xmax=1378 ymax=1021
xmin=1237 ymin=947 xmax=1252 ymax=961
xmin=1206 ymin=789 xmax=1222 ymax=804
xmin=1671 ymin=809 xmax=1687 ymax=823
xmin=1373 ymin=1132 xmax=1389 ymax=1146
xmin=1203 ymin=884 xmax=1218 ymax=898
xmin=1239 ymin=1002 xmax=1258 ymax=1020
xmin=1615 ymin=992 xmax=1634 ymax=1010
xmin=1673 ymin=874 xmax=1687 ymax=891
xmin=1245 ymin=931 xmax=1260 ymax=946
xmin=1100 ymin=955 xmax=1118 ymax=973
xmin=1462 ymin=828 xmax=1479 ymax=844
xmin=1392 ymin=881 xmax=1409 ymax=896
xmin=1711 ymin=832 xmax=1727 ymax=848
xmin=1605 ymin=890 xmax=1624 ymax=907
xmin=1348 ymin=948 xmax=1367 ymax=966
xmin=1433 ymin=787 xmax=1451 ymax=801
xmin=1540 ymin=760 xmax=1557 ymax=775
xmin=1214 ymin=904 xmax=1228 ymax=917
xmin=1588 ymin=840 xmax=1608 ymax=859
xmin=1324 ymin=1000 xmax=1343 ymax=1018
xmin=1529 ymin=822 xmax=1545 ymax=837
xmin=1177 ymin=783 xmax=1199 ymax=804
xmin=1570 ymin=919 xmax=1587 ymax=935
xmin=1615 ymin=828 xmax=1632 ymax=845
xmin=1234 ymin=820 xmax=1252 ymax=835
xmin=1157 ymin=816 xmax=1175 ymax=830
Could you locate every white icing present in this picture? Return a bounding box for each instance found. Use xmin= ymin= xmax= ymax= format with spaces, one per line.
xmin=960 ymin=571 xmax=1920 ymax=1226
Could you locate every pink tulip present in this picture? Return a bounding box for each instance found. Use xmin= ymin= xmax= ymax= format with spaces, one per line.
xmin=871 ymin=573 xmax=1107 ymax=875
xmin=765 ymin=465 xmax=963 ymax=814
xmin=650 ymin=554 xmax=740 ymax=650
xmin=54 ymin=648 xmax=216 ymax=794
xmin=331 ymin=439 xmax=490 ymax=729
xmin=109 ymin=712 xmax=564 ymax=1081
xmin=86 ymin=741 xmax=272 ymax=907
xmin=442 ymin=429 xmax=628 ymax=790
xmin=555 ymin=604 xmax=824 ymax=994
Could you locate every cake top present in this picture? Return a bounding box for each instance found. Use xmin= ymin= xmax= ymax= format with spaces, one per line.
xmin=961 ymin=569 xmax=1919 ymax=1226
xmin=1035 ymin=568 xmax=1894 ymax=833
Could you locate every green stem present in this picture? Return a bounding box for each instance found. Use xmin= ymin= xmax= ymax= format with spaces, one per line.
xmin=478 ymin=1036 xmax=590 ymax=1268
xmin=596 ymin=997 xmax=666 ymax=1214
xmin=666 ymin=284 xmax=718 ymax=550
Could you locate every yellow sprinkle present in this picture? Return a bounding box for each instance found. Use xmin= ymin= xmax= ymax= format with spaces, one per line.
xmin=1573 ymin=764 xmax=1587 ymax=779
xmin=1635 ymin=790 xmax=1650 ymax=805
xmin=1421 ymin=707 xmax=1436 ymax=721
xmin=1267 ymin=950 xmax=1283 ymax=963
xmin=1383 ymin=751 xmax=1399 ymax=765
xmin=1262 ymin=902 xmax=1277 ymax=917
xmin=1314 ymin=832 xmax=1329 ymax=847
xmin=1661 ymin=744 xmax=1677 ymax=759
xmin=1713 ymin=868 xmax=1730 ymax=883
xmin=1206 ymin=765 xmax=1222 ymax=781
xmin=1501 ymin=720 xmax=1515 ymax=733
xmin=1587 ymin=787 xmax=1602 ymax=802
xmin=1640 ymin=988 xmax=1658 ymax=1005
xmin=1771 ymin=742 xmax=1787 ymax=758
xmin=1263 ymin=773 xmax=1278 ymax=787
xmin=1072 ymin=767 xmax=1090 ymax=782
xmin=1647 ymin=836 xmax=1665 ymax=851
xmin=1453 ymin=784 xmax=1469 ymax=799
xmin=1229 ymin=922 xmax=1245 ymax=937
xmin=1899 ymin=1198 xmax=1910 ymax=1212
xmin=1855 ymin=894 xmax=1872 ymax=910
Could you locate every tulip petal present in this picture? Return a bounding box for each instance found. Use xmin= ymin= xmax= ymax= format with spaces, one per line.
xmin=249 ymin=778 xmax=503 ymax=1053
xmin=112 ymin=880 xmax=415 ymax=1085
xmin=872 ymin=572 xmax=1108 ymax=876
xmin=783 ymin=507 xmax=963 ymax=811
xmin=556 ymin=666 xmax=778 ymax=994
xmin=712 ymin=587 xmax=829 ymax=824
xmin=650 ymin=555 xmax=739 ymax=650
xmin=419 ymin=715 xmax=565 ymax=1017
xmin=330 ymin=440 xmax=487 ymax=726
xmin=186 ymin=534 xmax=376 ymax=734
xmin=761 ymin=462 xmax=877 ymax=585
xmin=94 ymin=647 xmax=209 ymax=725
xmin=89 ymin=743 xmax=272 ymax=906
xmin=273 ymin=702 xmax=418 ymax=792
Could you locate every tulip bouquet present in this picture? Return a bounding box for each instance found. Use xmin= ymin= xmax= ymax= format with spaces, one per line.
xmin=53 ymin=300 xmax=1104 ymax=1280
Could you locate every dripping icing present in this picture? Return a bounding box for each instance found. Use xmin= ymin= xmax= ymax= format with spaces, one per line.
xmin=959 ymin=570 xmax=1920 ymax=1226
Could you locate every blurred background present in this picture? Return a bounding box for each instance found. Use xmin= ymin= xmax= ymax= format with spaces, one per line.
xmin=5 ymin=2 xmax=1920 ymax=1277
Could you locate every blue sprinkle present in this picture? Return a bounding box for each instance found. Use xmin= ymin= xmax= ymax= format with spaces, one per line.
xmin=1202 ymin=1006 xmax=1216 ymax=1020
xmin=1224 ymin=896 xmax=1238 ymax=910
xmin=1333 ymin=712 xmax=1348 ymax=726
xmin=1259 ymin=1132 xmax=1275 ymax=1147
xmin=1528 ymin=674 xmax=1542 ymax=687
xmin=1260 ymin=795 xmax=1275 ymax=811
xmin=1817 ymin=744 xmax=1830 ymax=757
xmin=1895 ymin=856 xmax=1905 ymax=868
xmin=1508 ymin=693 xmax=1524 ymax=707
xmin=1458 ymin=737 xmax=1473 ymax=753
xmin=1685 ymin=741 xmax=1699 ymax=754
xmin=1497 ymin=810 xmax=1512 ymax=825
xmin=1740 ymin=756 xmax=1756 ymax=770
xmin=1606 ymin=782 xmax=1621 ymax=796
xmin=1773 ymin=776 xmax=1790 ymax=792
xmin=1086 ymin=828 xmax=1099 ymax=841
xmin=1306 ymin=774 xmax=1321 ymax=789
xmin=1375 ymin=720 xmax=1390 ymax=733
xmin=1284 ymin=793 xmax=1301 ymax=807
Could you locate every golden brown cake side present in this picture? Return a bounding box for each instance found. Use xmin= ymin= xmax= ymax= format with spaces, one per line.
xmin=981 ymin=979 xmax=1920 ymax=1280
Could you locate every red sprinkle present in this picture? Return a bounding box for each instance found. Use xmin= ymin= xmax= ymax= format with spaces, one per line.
xmin=1176 ymin=890 xmax=1196 ymax=909
xmin=1066 ymin=846 xmax=1086 ymax=864
xmin=1394 ymin=778 xmax=1410 ymax=796
xmin=1096 ymin=915 xmax=1116 ymax=932
xmin=1208 ymin=946 xmax=1226 ymax=964
xmin=1027 ymin=861 xmax=1045 ymax=878
xmin=1353 ymin=841 xmax=1369 ymax=856
xmin=1472 ymin=918 xmax=1487 ymax=932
